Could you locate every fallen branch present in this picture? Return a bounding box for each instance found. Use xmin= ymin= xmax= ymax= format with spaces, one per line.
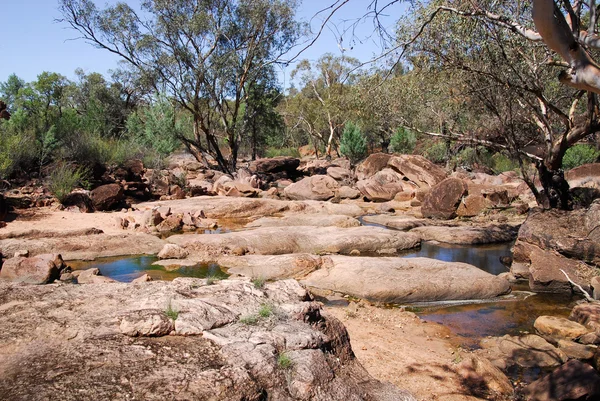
xmin=560 ymin=269 xmax=595 ymax=302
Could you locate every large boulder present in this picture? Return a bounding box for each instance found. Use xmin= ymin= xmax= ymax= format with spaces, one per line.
xmin=300 ymin=255 xmax=511 ymax=303
xmin=249 ymin=156 xmax=300 ymax=175
xmin=90 ymin=183 xmax=124 ymax=211
xmin=512 ymin=201 xmax=600 ymax=293
xmin=410 ymin=224 xmax=519 ymax=245
xmin=533 ymin=315 xmax=591 ymax=340
xmin=246 ymin=214 xmax=361 ymax=229
xmin=566 ymin=163 xmax=600 ymax=188
xmin=421 ymin=178 xmax=468 ymax=219
xmin=387 ymin=155 xmax=447 ymax=188
xmin=61 ymin=192 xmax=94 ymax=213
xmin=0 ymin=253 xmax=66 ymax=284
xmin=284 ymin=175 xmax=339 ymax=201
xmin=0 ymin=278 xmax=416 ymax=401
xmin=356 ymin=168 xmax=411 ymax=202
xmin=479 ymin=334 xmax=568 ymax=369
xmin=355 ymin=153 xmax=393 ymax=180
xmin=167 ymin=226 xmax=421 ymax=258
xmin=523 ymin=359 xmax=600 ymax=401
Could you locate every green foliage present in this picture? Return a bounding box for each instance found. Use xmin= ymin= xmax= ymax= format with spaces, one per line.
xmin=48 ymin=163 xmax=90 ymax=203
xmin=491 ymin=153 xmax=520 ymax=174
xmin=239 ymin=315 xmax=259 ymax=325
xmin=205 ymin=273 xmax=221 ymax=286
xmin=258 ymin=304 xmax=273 ymax=318
xmin=339 ymin=122 xmax=367 ymax=164
xmin=264 ymin=147 xmax=301 ymax=158
xmin=452 ymin=146 xmax=492 ymax=169
xmin=389 ymin=127 xmax=416 ymax=154
xmin=563 ymin=144 xmax=600 ymax=170
xmin=252 ymin=277 xmax=266 ymax=289
xmin=423 ymin=141 xmax=448 ymax=164
xmin=277 ymin=352 xmax=293 ymax=370
xmin=165 ymin=301 xmax=179 ymax=321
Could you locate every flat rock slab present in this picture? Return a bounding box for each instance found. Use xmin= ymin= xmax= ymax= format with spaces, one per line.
xmin=361 ymin=215 xmax=428 ymax=231
xmin=409 ymin=224 xmax=518 ymax=245
xmin=0 ymin=232 xmax=165 ymax=261
xmin=167 ymin=226 xmax=421 ymax=258
xmin=219 ymin=254 xmax=323 ymax=280
xmin=136 ymin=196 xmax=364 ymax=219
xmin=246 ymin=214 xmax=361 ymax=229
xmin=300 ymin=255 xmax=511 ymax=303
xmin=0 ymin=279 xmax=415 ymax=401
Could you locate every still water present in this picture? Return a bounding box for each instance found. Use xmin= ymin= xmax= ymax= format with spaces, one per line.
xmin=69 ymin=256 xmax=229 ymax=282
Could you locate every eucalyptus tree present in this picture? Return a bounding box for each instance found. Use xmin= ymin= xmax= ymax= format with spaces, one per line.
xmin=58 ymin=0 xmax=301 ymax=172
xmin=289 ymin=53 xmax=360 ymax=157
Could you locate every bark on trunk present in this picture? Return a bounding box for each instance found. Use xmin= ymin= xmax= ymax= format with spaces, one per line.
xmin=537 ymin=162 xmax=572 ymax=210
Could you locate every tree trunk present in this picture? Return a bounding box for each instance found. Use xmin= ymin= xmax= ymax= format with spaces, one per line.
xmin=537 ymin=162 xmax=572 ymax=210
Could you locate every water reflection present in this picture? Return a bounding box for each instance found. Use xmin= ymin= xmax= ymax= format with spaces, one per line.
xmin=403 ymin=241 xmax=513 ymax=275
xmin=69 ymin=256 xmax=229 ymax=282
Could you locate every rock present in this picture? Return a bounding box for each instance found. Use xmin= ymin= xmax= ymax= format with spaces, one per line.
xmin=284 ymin=175 xmax=339 ymax=201
xmin=533 ymin=316 xmax=590 ymax=340
xmin=0 ymin=278 xmax=418 ymax=400
xmin=513 ymin=201 xmax=530 ymax=215
xmin=523 ymin=360 xmax=600 ymax=401
xmin=361 ymin=215 xmax=427 ymax=231
xmin=158 ymin=244 xmax=189 ymax=259
xmin=120 ymin=309 xmax=174 ymax=337
xmin=169 ymin=185 xmax=186 ymax=200
xmin=355 ymin=153 xmax=393 ymax=180
xmin=13 ymin=250 xmax=29 ymax=258
xmin=593 ymin=277 xmax=600 ymax=300
xmin=246 ymin=214 xmax=361 ymax=229
xmin=75 ymin=267 xmax=116 ymax=284
xmin=457 ymin=356 xmax=514 ymax=400
xmin=481 ymin=188 xmax=510 ymax=206
xmin=387 ymin=155 xmax=447 ymax=188
xmin=0 ymin=193 xmax=7 ymax=221
xmin=456 ymin=194 xmax=491 ymax=217
xmin=90 ymin=184 xmax=124 ymax=211
xmin=299 ymin=159 xmax=333 ymax=176
xmin=579 ymin=332 xmax=600 ymax=345
xmin=156 ymin=214 xmax=183 ymax=234
xmin=570 ymin=303 xmax=600 ymax=332
xmin=356 ymin=168 xmax=410 ymax=202
xmin=422 ymin=178 xmax=468 ymax=219
xmin=168 ymin=226 xmax=421 ymax=258
xmin=338 ymin=186 xmax=361 ymax=199
xmin=59 ymin=192 xmax=94 ymax=213
xmin=513 ymin=241 xmax=596 ymax=294
xmin=515 ymin=201 xmax=600 ymax=267
xmin=566 ymin=163 xmax=600 ymax=188
xmin=131 ymin=274 xmax=153 ymax=283
xmin=556 ymin=339 xmax=596 ymax=360
xmin=479 ymin=334 xmax=568 ymax=369
xmin=0 ymin=253 xmax=65 ymax=284
xmin=300 ymin=255 xmax=511 ymax=303
xmin=410 ymin=224 xmax=518 ymax=245
xmin=249 ymin=156 xmax=300 ymax=175
xmin=219 ymin=254 xmax=323 ymax=280
xmin=327 ymin=166 xmax=352 ymax=182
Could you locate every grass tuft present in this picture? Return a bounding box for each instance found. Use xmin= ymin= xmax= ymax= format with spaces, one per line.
xmin=277 ymin=352 xmax=293 ymax=370
xmin=252 ymin=276 xmax=266 ymax=289
xmin=258 ymin=303 xmax=273 ymax=318
xmin=239 ymin=315 xmax=259 ymax=325
xmin=165 ymin=301 xmax=179 ymax=320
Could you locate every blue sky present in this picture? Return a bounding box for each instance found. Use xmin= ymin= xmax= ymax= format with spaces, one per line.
xmin=0 ymin=0 xmax=403 ymax=87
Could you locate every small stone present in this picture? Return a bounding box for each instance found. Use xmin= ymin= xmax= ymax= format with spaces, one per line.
xmin=14 ymin=249 xmax=29 ymax=258
xmin=131 ymin=274 xmax=153 ymax=283
xmin=349 ymin=249 xmax=361 ymax=256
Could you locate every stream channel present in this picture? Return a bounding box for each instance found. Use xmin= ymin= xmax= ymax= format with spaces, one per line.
xmin=71 ymin=219 xmax=579 ymax=349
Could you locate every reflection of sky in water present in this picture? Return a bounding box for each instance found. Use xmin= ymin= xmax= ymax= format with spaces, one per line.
xmin=70 ymin=256 xmax=229 ymax=282
xmin=403 ymin=241 xmax=513 ymax=275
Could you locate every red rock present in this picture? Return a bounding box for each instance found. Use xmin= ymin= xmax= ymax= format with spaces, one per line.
xmin=421 ymin=178 xmax=468 ymax=219
xmin=387 ymin=154 xmax=447 ymax=188
xmin=355 ymin=153 xmax=393 ymax=180
xmin=523 ymin=359 xmax=600 ymax=401
xmin=0 ymin=253 xmax=65 ymax=284
xmin=90 ymin=184 xmax=124 ymax=211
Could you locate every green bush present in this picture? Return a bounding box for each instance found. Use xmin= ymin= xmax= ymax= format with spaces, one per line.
xmin=264 ymin=147 xmax=301 ymax=158
xmin=451 ymin=146 xmax=493 ymax=170
xmin=389 ymin=127 xmax=416 ymax=154
xmin=48 ymin=163 xmax=90 ymax=203
xmin=562 ymin=144 xmax=600 ymax=170
xmin=491 ymin=153 xmax=519 ymax=174
xmin=339 ymin=122 xmax=367 ymax=164
xmin=423 ymin=141 xmax=447 ymax=163
xmin=277 ymin=352 xmax=293 ymax=370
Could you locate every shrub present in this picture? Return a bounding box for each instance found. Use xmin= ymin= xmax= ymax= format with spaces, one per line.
xmin=491 ymin=153 xmax=519 ymax=174
xmin=258 ymin=303 xmax=273 ymax=318
xmin=339 ymin=122 xmax=367 ymax=165
xmin=252 ymin=276 xmax=266 ymax=289
xmin=165 ymin=301 xmax=179 ymax=320
xmin=264 ymin=147 xmax=301 ymax=158
xmin=277 ymin=352 xmax=293 ymax=370
xmin=563 ymin=144 xmax=600 ymax=170
xmin=389 ymin=127 xmax=416 ymax=154
xmin=423 ymin=141 xmax=447 ymax=163
xmin=239 ymin=315 xmax=258 ymax=325
xmin=48 ymin=163 xmax=90 ymax=203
